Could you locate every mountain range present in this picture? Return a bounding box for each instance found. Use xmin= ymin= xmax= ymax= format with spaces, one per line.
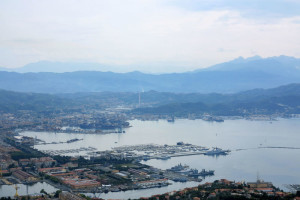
xmin=0 ymin=61 xmax=115 ymax=73
xmin=132 ymin=83 xmax=300 ymax=116
xmin=0 ymin=55 xmax=299 ymax=93
xmin=1 ymin=83 xmax=299 ymax=115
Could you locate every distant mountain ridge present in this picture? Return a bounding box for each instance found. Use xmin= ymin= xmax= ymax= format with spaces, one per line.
xmin=1 ymin=55 xmax=300 ymax=74
xmin=198 ymin=55 xmax=300 ymax=75
xmin=0 ymin=56 xmax=299 ymax=93
xmin=0 ymin=61 xmax=116 ymax=73
xmin=133 ymin=83 xmax=300 ymax=116
xmin=1 ymin=83 xmax=299 ymax=115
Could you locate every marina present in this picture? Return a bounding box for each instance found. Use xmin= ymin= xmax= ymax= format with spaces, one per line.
xmin=18 ymin=118 xmax=300 ymax=196
xmin=93 ymin=143 xmax=231 ymax=161
xmin=40 ymin=146 xmax=97 ymax=156
xmin=36 ymin=141 xmax=231 ymax=160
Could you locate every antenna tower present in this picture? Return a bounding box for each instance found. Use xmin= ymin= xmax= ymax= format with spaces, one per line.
xmin=138 ymin=92 xmax=141 ymax=107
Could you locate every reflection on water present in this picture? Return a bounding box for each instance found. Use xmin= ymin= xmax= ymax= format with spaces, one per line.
xmin=0 ymin=182 xmax=58 ymax=198
xmin=18 ymin=118 xmax=300 ymax=198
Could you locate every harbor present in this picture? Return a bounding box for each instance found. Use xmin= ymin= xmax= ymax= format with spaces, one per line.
xmin=35 ymin=138 xmax=84 ymax=145
xmin=108 ymin=142 xmax=230 ymax=161
xmin=40 ymin=146 xmax=97 ymax=156
xmin=164 ymin=163 xmax=214 ymax=182
xmin=17 ymin=118 xmax=300 ymax=196
xmin=34 ymin=139 xmax=231 ymax=159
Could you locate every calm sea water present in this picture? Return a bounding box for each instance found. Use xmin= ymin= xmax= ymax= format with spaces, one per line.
xmin=0 ymin=182 xmax=58 ymax=198
xmin=16 ymin=118 xmax=300 ymax=199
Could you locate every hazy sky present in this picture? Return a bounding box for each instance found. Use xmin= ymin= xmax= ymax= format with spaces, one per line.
xmin=0 ymin=0 xmax=300 ymax=72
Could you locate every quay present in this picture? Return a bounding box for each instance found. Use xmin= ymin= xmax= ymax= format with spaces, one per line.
xmin=151 ymin=151 xmax=206 ymax=159
xmin=35 ymin=138 xmax=83 ymax=146
xmin=106 ymin=143 xmax=230 ymax=161
xmin=40 ymin=146 xmax=97 ymax=156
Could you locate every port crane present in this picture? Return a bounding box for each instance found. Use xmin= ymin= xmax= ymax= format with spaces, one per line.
xmin=14 ymin=184 xmax=20 ymax=199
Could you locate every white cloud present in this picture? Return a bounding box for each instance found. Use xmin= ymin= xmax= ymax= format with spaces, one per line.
xmin=0 ymin=0 xmax=299 ymax=72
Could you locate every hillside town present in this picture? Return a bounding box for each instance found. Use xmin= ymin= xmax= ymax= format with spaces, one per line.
xmin=0 ymin=109 xmax=130 ymax=133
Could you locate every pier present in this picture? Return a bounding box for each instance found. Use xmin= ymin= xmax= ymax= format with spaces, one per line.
xmin=110 ymin=143 xmax=230 ymax=161
xmin=34 ymin=138 xmax=83 ymax=145
xmin=40 ymin=147 xmax=97 ymax=156
xmin=151 ymin=151 xmax=206 ymax=159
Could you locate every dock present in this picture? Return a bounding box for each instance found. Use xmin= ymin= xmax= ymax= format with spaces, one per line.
xmin=110 ymin=143 xmax=229 ymax=161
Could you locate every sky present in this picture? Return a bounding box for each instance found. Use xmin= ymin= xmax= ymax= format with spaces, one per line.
xmin=0 ymin=0 xmax=300 ymax=73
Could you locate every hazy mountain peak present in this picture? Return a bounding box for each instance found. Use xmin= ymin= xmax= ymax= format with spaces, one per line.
xmin=245 ymin=55 xmax=262 ymax=61
xmin=198 ymin=55 xmax=300 ymax=73
xmin=0 ymin=61 xmax=119 ymax=73
xmin=0 ymin=55 xmax=298 ymax=74
xmin=0 ymin=55 xmax=299 ymax=94
xmin=231 ymin=55 xmax=262 ymax=63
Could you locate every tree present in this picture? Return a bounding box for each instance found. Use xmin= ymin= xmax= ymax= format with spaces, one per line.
xmin=54 ymin=190 xmax=62 ymax=198
xmin=40 ymin=189 xmax=48 ymax=195
xmin=8 ymin=163 xmax=16 ymax=169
